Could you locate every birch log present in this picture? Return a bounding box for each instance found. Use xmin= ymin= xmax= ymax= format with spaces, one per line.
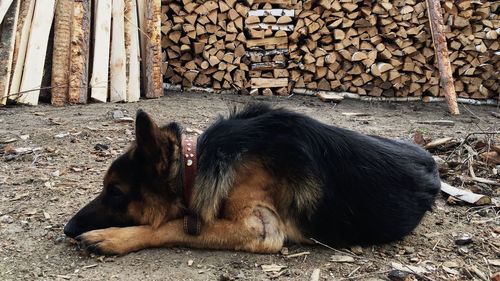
xmin=9 ymin=0 xmax=34 ymax=101
xmin=139 ymin=0 xmax=162 ymax=98
xmin=68 ymin=0 xmax=91 ymax=104
xmin=90 ymin=0 xmax=112 ymax=103
xmin=0 ymin=0 xmax=14 ymax=25
xmin=51 ymin=0 xmax=73 ymax=106
xmin=110 ymin=0 xmax=127 ymax=102
xmin=426 ymin=0 xmax=459 ymax=115
xmin=125 ymin=0 xmax=140 ymax=102
xmin=0 ymin=0 xmax=19 ymax=105
xmin=18 ymin=0 xmax=56 ymax=105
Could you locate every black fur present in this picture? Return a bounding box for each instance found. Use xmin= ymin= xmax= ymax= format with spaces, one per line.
xmin=193 ymin=103 xmax=441 ymax=246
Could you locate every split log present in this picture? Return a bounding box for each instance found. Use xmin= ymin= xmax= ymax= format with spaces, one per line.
xmin=90 ymin=0 xmax=112 ymax=103
xmin=0 ymin=0 xmax=19 ymax=105
xmin=51 ymin=0 xmax=73 ymax=106
xmin=0 ymin=0 xmax=14 ymax=25
xmin=18 ymin=0 xmax=55 ymax=105
xmin=138 ymin=0 xmax=162 ymax=98
xmin=68 ymin=0 xmax=91 ymax=104
xmin=125 ymin=0 xmax=141 ymax=102
xmin=8 ymin=0 xmax=34 ymax=101
xmin=110 ymin=0 xmax=127 ymax=102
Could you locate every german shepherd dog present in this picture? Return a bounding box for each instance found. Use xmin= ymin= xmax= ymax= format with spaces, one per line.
xmin=65 ymin=104 xmax=440 ymax=255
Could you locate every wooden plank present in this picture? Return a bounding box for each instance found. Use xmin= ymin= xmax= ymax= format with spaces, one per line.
xmin=248 ymin=9 xmax=294 ymax=17
xmin=247 ymin=37 xmax=288 ymax=48
xmin=251 ymin=78 xmax=288 ymax=88
xmin=246 ymin=23 xmax=294 ymax=31
xmin=51 ymin=0 xmax=73 ymax=106
xmin=0 ymin=0 xmax=14 ymax=24
xmin=0 ymin=0 xmax=19 ymax=105
xmin=110 ymin=0 xmax=127 ymax=102
xmin=8 ymin=0 xmax=34 ymax=101
xmin=90 ymin=0 xmax=112 ymax=103
xmin=68 ymin=0 xmax=91 ymax=104
xmin=140 ymin=0 xmax=162 ymax=98
xmin=18 ymin=0 xmax=55 ymax=105
xmin=125 ymin=0 xmax=140 ymax=102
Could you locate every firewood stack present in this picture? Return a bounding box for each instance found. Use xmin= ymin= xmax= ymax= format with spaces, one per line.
xmin=288 ymin=0 xmax=499 ymax=98
xmin=160 ymin=0 xmax=498 ymax=100
xmin=161 ymin=0 xmax=250 ymax=91
xmin=443 ymin=0 xmax=499 ymax=98
xmin=246 ymin=4 xmax=296 ymax=96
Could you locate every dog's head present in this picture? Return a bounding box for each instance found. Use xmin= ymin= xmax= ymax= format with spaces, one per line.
xmin=64 ymin=110 xmax=184 ymax=238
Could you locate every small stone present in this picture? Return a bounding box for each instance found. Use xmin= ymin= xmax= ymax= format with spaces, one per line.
xmin=351 ymin=245 xmax=363 ymax=255
xmin=51 ymin=170 xmax=60 ymax=177
xmin=280 ymin=247 xmax=289 ymax=255
xmin=187 ymin=260 xmax=193 ymax=266
xmin=54 ymin=235 xmax=66 ymax=244
xmin=388 ymin=270 xmax=412 ymax=281
xmin=455 ymin=234 xmax=473 ymax=245
xmin=54 ymin=132 xmax=70 ymax=139
xmin=111 ymin=110 xmax=125 ymax=119
xmin=404 ymin=246 xmax=415 ymax=254
xmin=94 ymin=144 xmax=109 ymax=151
xmin=0 ymin=215 xmax=14 ymax=224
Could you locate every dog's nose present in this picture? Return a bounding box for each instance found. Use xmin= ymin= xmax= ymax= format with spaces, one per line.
xmin=63 ymin=220 xmax=80 ymax=238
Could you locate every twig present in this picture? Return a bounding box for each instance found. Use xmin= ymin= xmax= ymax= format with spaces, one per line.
xmin=336 ymin=270 xmax=392 ymax=281
xmin=432 ymin=239 xmax=440 ymax=251
xmin=285 ymin=251 xmax=310 ymax=259
xmin=347 ymin=266 xmax=361 ymax=277
xmin=445 ymin=131 xmax=500 ymax=162
xmin=311 ymin=238 xmax=437 ymax=281
xmin=468 ymin=160 xmax=500 ymax=186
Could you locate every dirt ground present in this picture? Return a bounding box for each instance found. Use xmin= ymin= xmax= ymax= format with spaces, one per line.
xmin=0 ymin=93 xmax=499 ymax=281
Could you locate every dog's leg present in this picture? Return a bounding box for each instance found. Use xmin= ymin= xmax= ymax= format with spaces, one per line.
xmin=77 ymin=205 xmax=285 ymax=255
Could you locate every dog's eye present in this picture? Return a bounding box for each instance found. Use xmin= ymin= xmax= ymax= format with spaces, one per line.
xmin=107 ymin=185 xmax=124 ymax=197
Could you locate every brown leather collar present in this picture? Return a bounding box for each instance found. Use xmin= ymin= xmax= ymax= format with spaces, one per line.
xmin=181 ymin=135 xmax=197 ymax=207
xmin=181 ymin=135 xmax=201 ymax=235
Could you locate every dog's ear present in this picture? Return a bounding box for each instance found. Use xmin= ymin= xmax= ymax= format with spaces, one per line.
xmin=135 ymin=110 xmax=161 ymax=159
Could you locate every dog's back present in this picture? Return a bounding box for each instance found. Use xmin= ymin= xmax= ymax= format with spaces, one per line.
xmin=196 ymin=104 xmax=441 ymax=246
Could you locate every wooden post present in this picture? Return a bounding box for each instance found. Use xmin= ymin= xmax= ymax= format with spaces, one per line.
xmin=0 ymin=0 xmax=19 ymax=105
xmin=51 ymin=0 xmax=73 ymax=106
xmin=425 ymin=0 xmax=459 ymax=115
xmin=138 ymin=0 xmax=162 ymax=98
xmin=68 ymin=0 xmax=91 ymax=104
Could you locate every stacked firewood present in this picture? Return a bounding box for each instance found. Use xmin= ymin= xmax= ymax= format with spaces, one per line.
xmin=161 ymin=0 xmax=250 ymax=91
xmin=247 ymin=5 xmax=296 ymax=96
xmin=443 ymin=0 xmax=499 ymax=98
xmin=0 ymin=0 xmax=163 ymax=106
xmin=161 ymin=0 xmax=498 ymax=99
xmin=289 ymin=0 xmax=499 ymax=98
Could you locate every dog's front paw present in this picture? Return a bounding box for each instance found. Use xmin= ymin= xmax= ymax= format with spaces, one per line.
xmin=76 ymin=227 xmax=146 ymax=256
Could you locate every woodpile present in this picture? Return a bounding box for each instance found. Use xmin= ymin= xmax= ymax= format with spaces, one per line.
xmin=0 ymin=0 xmax=163 ymax=106
xmin=289 ymin=0 xmax=499 ymax=98
xmin=161 ymin=0 xmax=498 ymax=100
xmin=161 ymin=0 xmax=250 ymax=91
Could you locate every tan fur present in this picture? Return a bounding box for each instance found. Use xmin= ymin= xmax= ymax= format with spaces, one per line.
xmin=79 ymin=165 xmax=313 ymax=254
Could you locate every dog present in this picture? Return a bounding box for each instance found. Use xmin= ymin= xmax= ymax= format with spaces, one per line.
xmin=64 ymin=104 xmax=440 ymax=255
